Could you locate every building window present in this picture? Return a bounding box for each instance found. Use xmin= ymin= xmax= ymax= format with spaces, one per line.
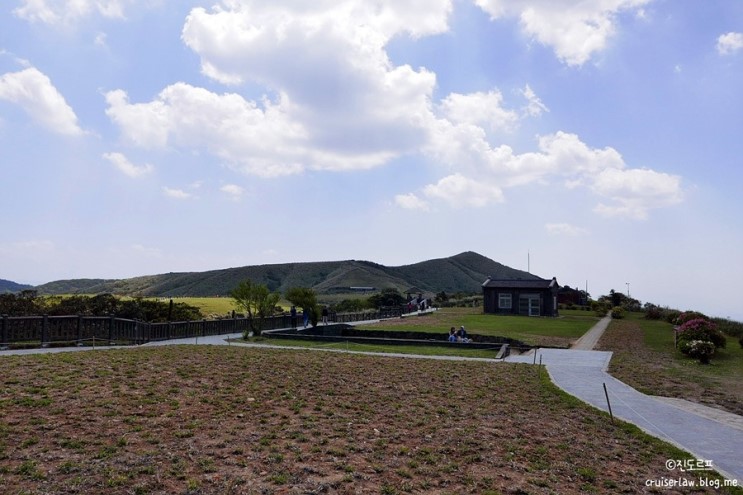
xmin=498 ymin=293 xmax=512 ymax=309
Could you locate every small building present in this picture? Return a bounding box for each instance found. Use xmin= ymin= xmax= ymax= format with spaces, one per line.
xmin=481 ymin=277 xmax=559 ymax=317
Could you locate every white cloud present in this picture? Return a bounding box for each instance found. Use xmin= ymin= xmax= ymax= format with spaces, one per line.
xmin=716 ymin=32 xmax=743 ymax=55
xmin=394 ymin=193 xmax=429 ymax=211
xmin=439 ymin=90 xmax=519 ymax=132
xmin=521 ymin=84 xmax=549 ymax=117
xmin=474 ymin=0 xmax=651 ymax=65
xmin=13 ymin=0 xmax=134 ymax=26
xmin=221 ymin=184 xmax=244 ymax=200
xmin=0 ymin=67 xmax=84 ymax=136
xmin=545 ymin=223 xmax=588 ymax=236
xmin=94 ymin=32 xmax=108 ymax=47
xmin=175 ymin=1 xmax=450 ymax=174
xmin=591 ymin=168 xmax=683 ymax=220
xmin=409 ymin=131 xmax=682 ymax=219
xmin=162 ymin=187 xmax=192 ymax=200
xmin=423 ymin=174 xmax=504 ymax=208
xmin=102 ymin=152 xmax=153 ymax=178
xmin=105 ymin=84 xmax=311 ymax=177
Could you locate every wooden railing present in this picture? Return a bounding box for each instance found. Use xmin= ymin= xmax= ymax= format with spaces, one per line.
xmin=0 ymin=308 xmax=401 ymax=349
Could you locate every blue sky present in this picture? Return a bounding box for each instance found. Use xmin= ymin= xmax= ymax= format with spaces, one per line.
xmin=1 ymin=1 xmax=742 ymax=319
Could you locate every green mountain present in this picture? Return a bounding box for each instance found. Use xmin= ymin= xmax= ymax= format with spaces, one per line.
xmin=0 ymin=279 xmax=34 ymax=293
xmin=34 ymin=251 xmax=543 ymax=297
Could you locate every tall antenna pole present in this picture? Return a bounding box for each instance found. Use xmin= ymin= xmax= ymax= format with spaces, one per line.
xmin=527 ymin=250 xmax=530 ymax=273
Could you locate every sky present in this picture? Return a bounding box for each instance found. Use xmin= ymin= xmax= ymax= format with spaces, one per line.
xmin=1 ymin=1 xmax=742 ymax=320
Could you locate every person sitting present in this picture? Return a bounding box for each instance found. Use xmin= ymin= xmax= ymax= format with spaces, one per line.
xmin=448 ymin=327 xmax=457 ymax=342
xmin=456 ymin=325 xmax=470 ymax=343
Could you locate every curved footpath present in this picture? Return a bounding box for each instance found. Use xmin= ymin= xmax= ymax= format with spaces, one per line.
xmin=2 ymin=317 xmax=741 ymax=484
xmin=505 ymin=316 xmax=742 ymax=485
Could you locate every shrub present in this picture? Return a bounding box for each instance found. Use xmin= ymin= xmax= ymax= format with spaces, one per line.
xmin=610 ymin=306 xmax=625 ymax=319
xmin=739 ymin=335 xmax=743 ymax=349
xmin=664 ymin=309 xmax=682 ymax=324
xmin=675 ymin=311 xmax=709 ymax=326
xmin=591 ymin=301 xmax=609 ymax=317
xmin=711 ymin=317 xmax=743 ymax=339
xmin=676 ymin=318 xmax=726 ymax=349
xmin=644 ymin=306 xmax=664 ymax=320
xmin=679 ymin=340 xmax=716 ymax=364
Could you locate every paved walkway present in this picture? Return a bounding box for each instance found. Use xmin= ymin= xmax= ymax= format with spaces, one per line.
xmin=506 ymin=319 xmax=743 ymax=484
xmin=570 ymin=314 xmax=612 ymax=350
xmin=2 ymin=317 xmax=741 ymax=483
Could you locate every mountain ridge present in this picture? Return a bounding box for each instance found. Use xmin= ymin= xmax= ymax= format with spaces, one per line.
xmin=30 ymin=251 xmax=544 ymax=297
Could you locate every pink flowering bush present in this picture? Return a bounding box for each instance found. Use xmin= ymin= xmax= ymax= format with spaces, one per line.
xmin=676 ymin=318 xmax=726 ymax=350
xmin=675 ymin=311 xmax=709 ymax=326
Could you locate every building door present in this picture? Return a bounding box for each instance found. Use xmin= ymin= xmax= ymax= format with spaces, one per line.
xmin=519 ymin=294 xmax=541 ymax=316
xmin=529 ymin=297 xmax=540 ymax=316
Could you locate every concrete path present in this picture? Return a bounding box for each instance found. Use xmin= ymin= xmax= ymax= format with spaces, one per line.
xmin=506 ymin=348 xmax=743 ymax=484
xmin=570 ymin=314 xmax=611 ymax=350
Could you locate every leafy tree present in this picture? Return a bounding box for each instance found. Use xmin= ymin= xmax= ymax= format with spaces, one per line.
xmin=0 ymin=290 xmax=42 ymax=316
xmin=332 ymin=298 xmax=369 ymax=313
xmin=232 ymin=280 xmax=280 ymax=336
xmin=285 ymin=287 xmax=318 ymax=313
xmin=434 ymin=291 xmax=449 ymax=304
xmin=367 ymin=288 xmax=405 ymax=308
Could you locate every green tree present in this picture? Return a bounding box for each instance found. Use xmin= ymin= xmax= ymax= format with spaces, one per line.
xmin=231 ymin=280 xmax=280 ymax=336
xmin=367 ymin=288 xmax=405 ymax=308
xmin=285 ymin=287 xmax=317 ymax=312
xmin=285 ymin=287 xmax=319 ymax=327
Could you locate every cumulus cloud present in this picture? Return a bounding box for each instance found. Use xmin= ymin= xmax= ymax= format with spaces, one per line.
xmin=394 ymin=193 xmax=429 ymax=211
xmin=474 ymin=0 xmax=651 ymax=65
xmin=162 ymin=187 xmax=192 ymax=200
xmin=103 ymin=152 xmax=153 ymax=178
xmin=591 ymin=168 xmax=683 ymax=219
xmin=439 ymin=90 xmax=519 ymax=132
xmin=13 ymin=0 xmax=136 ymax=26
xmin=716 ymin=32 xmax=743 ymax=55
xmin=423 ymin=174 xmax=504 ymax=208
xmin=174 ymin=1 xmax=452 ymax=174
xmin=221 ymin=184 xmax=244 ymax=200
xmin=407 ymin=131 xmax=682 ymax=219
xmin=0 ymin=67 xmax=83 ymax=136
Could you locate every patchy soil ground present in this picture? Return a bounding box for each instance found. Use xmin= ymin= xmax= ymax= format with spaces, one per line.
xmin=0 ymin=346 xmax=738 ymax=494
xmin=597 ymin=318 xmax=743 ymax=416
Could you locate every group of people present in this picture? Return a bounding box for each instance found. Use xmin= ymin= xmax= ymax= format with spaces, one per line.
xmin=448 ymin=325 xmax=470 ymax=343
xmin=289 ymin=305 xmax=330 ymax=328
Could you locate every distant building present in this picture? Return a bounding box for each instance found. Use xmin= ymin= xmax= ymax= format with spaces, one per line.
xmin=349 ymin=287 xmax=376 ymax=294
xmin=481 ymin=277 xmax=559 ymax=317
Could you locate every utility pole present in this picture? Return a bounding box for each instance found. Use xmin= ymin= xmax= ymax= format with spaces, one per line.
xmin=626 ymin=282 xmax=630 ymax=298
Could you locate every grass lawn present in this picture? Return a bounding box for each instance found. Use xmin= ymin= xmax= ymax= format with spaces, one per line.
xmin=163 ymin=297 xmax=237 ymax=317
xmin=1 ymin=346 xmax=738 ymax=494
xmin=356 ymin=307 xmax=599 ymax=347
xmin=597 ymin=312 xmax=743 ymax=415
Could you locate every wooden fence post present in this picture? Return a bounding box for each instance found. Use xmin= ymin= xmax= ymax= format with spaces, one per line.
xmin=77 ymin=315 xmax=83 ymax=346
xmin=108 ymin=315 xmax=115 ymax=344
xmin=41 ymin=314 xmax=49 ymax=348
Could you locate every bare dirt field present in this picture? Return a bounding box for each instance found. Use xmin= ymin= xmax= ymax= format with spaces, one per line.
xmin=0 ymin=346 xmax=737 ymax=494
